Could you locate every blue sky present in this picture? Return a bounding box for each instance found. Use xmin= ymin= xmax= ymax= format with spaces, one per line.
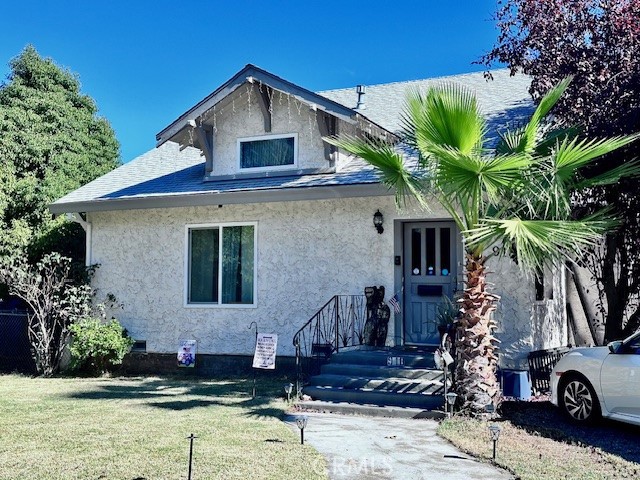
xmin=1 ymin=1 xmax=503 ymax=162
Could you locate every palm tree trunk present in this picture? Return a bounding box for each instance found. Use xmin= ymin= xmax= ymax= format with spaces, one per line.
xmin=455 ymin=252 xmax=500 ymax=415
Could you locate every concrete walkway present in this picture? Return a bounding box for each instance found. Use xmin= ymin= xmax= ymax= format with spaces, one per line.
xmin=284 ymin=413 xmax=513 ymax=480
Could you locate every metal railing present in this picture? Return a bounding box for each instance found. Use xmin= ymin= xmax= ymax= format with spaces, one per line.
xmin=292 ymin=295 xmax=367 ymax=395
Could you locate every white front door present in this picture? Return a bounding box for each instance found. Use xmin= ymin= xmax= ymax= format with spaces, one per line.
xmin=403 ymin=221 xmax=458 ymax=345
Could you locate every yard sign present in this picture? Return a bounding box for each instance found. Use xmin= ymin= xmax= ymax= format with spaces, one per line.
xmin=252 ymin=333 xmax=278 ymax=369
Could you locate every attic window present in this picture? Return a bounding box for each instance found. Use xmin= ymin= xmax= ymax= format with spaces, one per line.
xmin=238 ymin=133 xmax=297 ymax=170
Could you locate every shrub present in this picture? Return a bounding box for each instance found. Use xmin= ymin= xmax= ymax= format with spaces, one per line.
xmin=69 ymin=318 xmax=133 ymax=374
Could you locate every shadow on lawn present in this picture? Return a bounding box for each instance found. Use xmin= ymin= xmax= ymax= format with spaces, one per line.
xmin=65 ymin=376 xmax=289 ymax=418
xmin=501 ymin=400 xmax=640 ymax=464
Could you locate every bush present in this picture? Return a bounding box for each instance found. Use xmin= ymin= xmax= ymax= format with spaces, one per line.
xmin=69 ymin=318 xmax=133 ymax=374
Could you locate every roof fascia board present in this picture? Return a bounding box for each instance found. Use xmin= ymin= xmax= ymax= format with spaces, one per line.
xmin=49 ymin=183 xmax=390 ymax=215
xmin=156 ymin=64 xmax=364 ymax=147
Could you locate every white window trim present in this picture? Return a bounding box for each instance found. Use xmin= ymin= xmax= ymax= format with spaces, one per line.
xmin=237 ymin=132 xmax=298 ymax=171
xmin=184 ymin=221 xmax=258 ymax=309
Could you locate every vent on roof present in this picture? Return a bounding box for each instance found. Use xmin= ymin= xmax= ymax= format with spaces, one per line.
xmin=356 ymin=84 xmax=366 ymax=110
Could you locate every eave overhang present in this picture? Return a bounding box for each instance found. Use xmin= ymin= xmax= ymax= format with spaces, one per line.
xmin=49 ymin=182 xmax=391 ymax=215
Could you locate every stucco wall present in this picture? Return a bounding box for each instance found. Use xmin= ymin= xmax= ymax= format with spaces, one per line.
xmin=88 ymin=196 xmax=567 ymax=366
xmin=491 ymin=260 xmax=568 ymax=369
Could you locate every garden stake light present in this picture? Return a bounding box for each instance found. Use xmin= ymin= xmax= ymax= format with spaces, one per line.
xmin=488 ymin=424 xmax=501 ymax=460
xmin=284 ymin=383 xmax=293 ymax=403
xmin=186 ymin=433 xmax=197 ymax=480
xmin=445 ymin=392 xmax=458 ymax=417
xmin=296 ymin=416 xmax=308 ymax=445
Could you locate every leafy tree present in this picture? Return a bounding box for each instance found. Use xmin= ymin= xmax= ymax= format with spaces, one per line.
xmin=0 ymin=45 xmax=120 ymax=267
xmin=328 ymin=80 xmax=638 ymax=414
xmin=480 ymin=0 xmax=640 ymax=342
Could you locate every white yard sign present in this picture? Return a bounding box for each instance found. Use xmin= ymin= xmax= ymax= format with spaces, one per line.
xmin=252 ymin=333 xmax=278 ymax=369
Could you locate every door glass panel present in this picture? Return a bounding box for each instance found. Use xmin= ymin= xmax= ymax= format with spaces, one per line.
xmin=425 ymin=228 xmax=436 ymax=275
xmin=411 ymin=228 xmax=421 ymax=275
xmin=440 ymin=228 xmax=451 ymax=276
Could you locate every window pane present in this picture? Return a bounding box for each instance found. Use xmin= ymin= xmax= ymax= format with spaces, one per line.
xmin=411 ymin=228 xmax=421 ymax=275
xmin=240 ymin=137 xmax=294 ymax=168
xmin=222 ymin=225 xmax=254 ymax=304
xmin=189 ymin=229 xmax=219 ymax=303
xmin=440 ymin=228 xmax=451 ymax=276
xmin=425 ymin=228 xmax=435 ymax=275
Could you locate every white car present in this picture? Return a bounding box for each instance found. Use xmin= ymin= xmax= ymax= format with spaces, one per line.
xmin=550 ymin=329 xmax=640 ymax=425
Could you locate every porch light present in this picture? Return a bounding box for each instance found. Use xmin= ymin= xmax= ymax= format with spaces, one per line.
xmin=488 ymin=424 xmax=501 ymax=460
xmin=373 ymin=210 xmax=384 ymax=234
xmin=284 ymin=383 xmax=293 ymax=403
xmin=445 ymin=391 xmax=458 ymax=417
xmin=296 ymin=416 xmax=308 ymax=445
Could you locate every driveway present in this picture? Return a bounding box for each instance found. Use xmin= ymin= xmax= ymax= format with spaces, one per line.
xmin=285 ymin=412 xmax=513 ymax=480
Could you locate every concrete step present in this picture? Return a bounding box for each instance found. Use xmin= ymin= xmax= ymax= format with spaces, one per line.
xmin=303 ymin=385 xmax=444 ymax=409
xmin=294 ymin=400 xmax=447 ymax=419
xmin=308 ymin=373 xmax=444 ymax=395
xmin=321 ymin=363 xmax=444 ymax=381
xmin=329 ymin=350 xmax=437 ymax=369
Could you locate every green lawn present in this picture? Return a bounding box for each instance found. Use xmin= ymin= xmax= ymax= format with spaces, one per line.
xmin=0 ymin=374 xmax=326 ymax=480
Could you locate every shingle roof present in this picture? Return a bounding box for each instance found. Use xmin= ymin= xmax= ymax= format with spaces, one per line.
xmin=50 ymin=69 xmax=534 ymax=214
xmin=320 ymin=69 xmax=533 ymax=143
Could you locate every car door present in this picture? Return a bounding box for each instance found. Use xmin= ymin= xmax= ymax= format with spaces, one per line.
xmin=600 ymin=332 xmax=640 ymax=418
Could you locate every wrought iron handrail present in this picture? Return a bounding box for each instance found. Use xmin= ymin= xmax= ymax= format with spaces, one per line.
xmin=293 ymin=295 xmax=367 ymax=396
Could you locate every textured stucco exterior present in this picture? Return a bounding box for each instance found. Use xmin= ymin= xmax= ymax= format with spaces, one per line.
xmin=88 ymin=195 xmax=566 ymax=367
xmin=209 ymin=89 xmax=335 ymax=176
xmin=90 ymin=196 xmax=404 ymax=357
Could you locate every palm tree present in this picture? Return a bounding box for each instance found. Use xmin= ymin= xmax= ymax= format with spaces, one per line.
xmin=327 ymin=78 xmax=639 ymax=415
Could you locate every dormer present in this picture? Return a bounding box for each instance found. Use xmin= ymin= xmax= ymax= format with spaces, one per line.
xmin=155 ymin=64 xmax=395 ymax=181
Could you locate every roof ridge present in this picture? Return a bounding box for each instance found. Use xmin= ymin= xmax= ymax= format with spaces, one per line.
xmin=318 ymin=67 xmax=512 ymax=94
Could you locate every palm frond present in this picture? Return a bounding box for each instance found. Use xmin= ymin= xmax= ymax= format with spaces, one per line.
xmin=403 ymin=84 xmax=486 ymax=157
xmin=464 ymin=213 xmax=616 ymax=271
xmin=575 ymin=157 xmax=640 ymax=189
xmin=324 ymin=135 xmax=427 ymax=208
xmin=517 ymin=77 xmax=572 ymax=154
xmin=496 ymin=128 xmax=526 ymax=156
xmin=433 ymin=147 xmax=531 ymax=210
xmin=553 ymin=134 xmax=640 ymax=183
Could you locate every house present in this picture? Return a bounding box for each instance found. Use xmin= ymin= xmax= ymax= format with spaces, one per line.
xmin=50 ymin=65 xmax=568 ymax=376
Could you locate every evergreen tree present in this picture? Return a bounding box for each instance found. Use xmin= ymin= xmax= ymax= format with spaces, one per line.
xmin=0 ymin=45 xmax=120 ymax=267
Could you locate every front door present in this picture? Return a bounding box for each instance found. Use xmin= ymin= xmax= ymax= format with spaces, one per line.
xmin=403 ymin=222 xmax=458 ymax=345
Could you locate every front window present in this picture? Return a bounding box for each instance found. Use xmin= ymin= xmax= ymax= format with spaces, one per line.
xmin=238 ymin=133 xmax=297 ymax=170
xmin=187 ymin=223 xmax=256 ymax=306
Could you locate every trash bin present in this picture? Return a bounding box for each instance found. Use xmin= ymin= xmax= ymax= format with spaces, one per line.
xmin=501 ymin=369 xmax=532 ymax=400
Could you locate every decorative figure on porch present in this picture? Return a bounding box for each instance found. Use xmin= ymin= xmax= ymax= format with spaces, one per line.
xmin=363 ymin=286 xmax=391 ymax=347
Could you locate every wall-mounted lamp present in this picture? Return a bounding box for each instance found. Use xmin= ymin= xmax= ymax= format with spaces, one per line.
xmin=373 ymin=210 xmax=384 ymax=234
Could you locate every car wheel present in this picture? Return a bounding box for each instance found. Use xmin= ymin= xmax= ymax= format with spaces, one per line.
xmin=559 ymin=374 xmax=601 ymax=424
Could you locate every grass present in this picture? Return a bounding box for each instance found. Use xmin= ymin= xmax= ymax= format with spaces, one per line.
xmin=438 ymin=401 xmax=640 ymax=480
xmin=0 ymin=374 xmax=326 ymax=480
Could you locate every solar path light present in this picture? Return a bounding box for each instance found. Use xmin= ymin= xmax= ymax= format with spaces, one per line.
xmin=488 ymin=424 xmax=501 ymax=460
xmin=296 ymin=416 xmax=308 ymax=445
xmin=284 ymin=383 xmax=293 ymax=403
xmin=445 ymin=391 xmax=458 ymax=417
